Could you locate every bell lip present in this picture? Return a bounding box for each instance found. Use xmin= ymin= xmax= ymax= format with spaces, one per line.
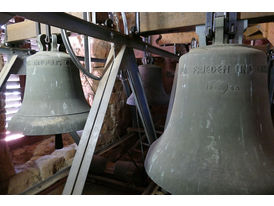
xmin=7 ymin=112 xmax=89 ymax=136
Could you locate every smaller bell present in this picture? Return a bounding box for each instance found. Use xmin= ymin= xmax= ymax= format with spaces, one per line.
xmin=126 ymin=64 xmax=169 ymax=106
xmin=8 ymin=35 xmax=90 ymax=136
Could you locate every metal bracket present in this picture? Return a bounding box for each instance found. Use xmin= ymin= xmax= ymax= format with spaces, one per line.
xmin=204 ymin=12 xmax=247 ymax=45
xmin=214 ymin=15 xmax=226 ymax=44
xmin=195 ymin=25 xmax=206 ymax=47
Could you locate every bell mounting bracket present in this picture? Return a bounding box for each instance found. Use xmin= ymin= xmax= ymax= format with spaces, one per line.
xmin=205 ymin=12 xmax=248 ymax=45
xmin=37 ymin=33 xmax=66 ymax=52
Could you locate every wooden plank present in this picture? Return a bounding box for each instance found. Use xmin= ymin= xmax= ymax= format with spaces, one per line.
xmin=7 ymin=12 xmax=274 ymax=42
xmin=7 ymin=20 xmax=36 ymax=42
xmin=245 ymin=33 xmax=265 ymax=40
xmin=6 ymin=12 xmax=84 ymax=42
xmin=140 ymin=12 xmax=206 ymax=35
xmin=156 ymin=31 xmax=199 ymax=45
xmin=257 ymin=22 xmax=274 ymax=46
xmin=240 ymin=12 xmax=274 ymax=20
xmin=140 ymin=12 xmax=274 ymax=35
xmin=244 ymin=24 xmax=261 ymax=37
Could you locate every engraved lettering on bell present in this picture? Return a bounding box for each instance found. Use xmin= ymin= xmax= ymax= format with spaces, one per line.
xmin=145 ymin=44 xmax=274 ymax=194
xmin=193 ymin=64 xmax=230 ymax=74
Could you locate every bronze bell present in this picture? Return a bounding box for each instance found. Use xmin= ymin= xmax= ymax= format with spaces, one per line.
xmin=127 ymin=64 xmax=169 ymax=105
xmin=8 ymin=36 xmax=90 ymax=136
xmin=145 ymin=44 xmax=274 ymax=194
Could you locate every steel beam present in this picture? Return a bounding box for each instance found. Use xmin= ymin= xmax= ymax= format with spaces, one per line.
xmin=125 ymin=48 xmax=157 ymax=144
xmin=0 ymin=55 xmax=18 ymax=91
xmin=0 ymin=46 xmax=105 ymax=64
xmin=0 ymin=13 xmax=13 ymax=25
xmin=69 ymin=131 xmax=80 ymax=145
xmin=7 ymin=12 xmax=179 ymax=60
xmin=63 ymin=45 xmax=123 ymax=194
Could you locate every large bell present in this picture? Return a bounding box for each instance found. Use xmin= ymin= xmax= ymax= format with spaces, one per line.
xmin=145 ymin=44 xmax=274 ymax=194
xmin=8 ymin=46 xmax=90 ymax=135
xmin=127 ymin=64 xmax=169 ymax=105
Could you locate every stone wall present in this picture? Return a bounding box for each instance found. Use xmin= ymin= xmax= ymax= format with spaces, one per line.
xmin=8 ymin=140 xmax=77 ymax=194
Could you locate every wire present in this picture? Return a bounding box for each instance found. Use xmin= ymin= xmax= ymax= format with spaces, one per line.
xmin=60 ymin=29 xmax=102 ymax=80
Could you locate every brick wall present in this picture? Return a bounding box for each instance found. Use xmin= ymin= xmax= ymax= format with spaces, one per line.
xmin=71 ymin=36 xmax=130 ymax=150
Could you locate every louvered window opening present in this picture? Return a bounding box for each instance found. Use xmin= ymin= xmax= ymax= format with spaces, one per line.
xmin=4 ymin=59 xmax=24 ymax=142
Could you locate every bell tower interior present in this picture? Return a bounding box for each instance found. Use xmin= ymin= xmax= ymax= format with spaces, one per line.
xmin=0 ymin=5 xmax=274 ymax=205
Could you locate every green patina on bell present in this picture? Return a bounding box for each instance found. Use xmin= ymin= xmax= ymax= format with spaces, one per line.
xmin=145 ymin=44 xmax=274 ymax=194
xmin=8 ymin=35 xmax=90 ymax=135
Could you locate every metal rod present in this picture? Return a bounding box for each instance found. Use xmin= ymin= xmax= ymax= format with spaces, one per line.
xmin=77 ymin=56 xmax=105 ymax=63
xmin=135 ymin=12 xmax=140 ymax=34
xmin=83 ymin=12 xmax=90 ymax=72
xmin=35 ymin=22 xmax=41 ymax=35
xmin=96 ymin=133 xmax=136 ymax=156
xmin=55 ymin=134 xmax=63 ymax=149
xmin=121 ymin=12 xmax=129 ymax=35
xmin=92 ymin=12 xmax=96 ymax=24
xmin=61 ymin=29 xmax=102 ymax=80
xmin=8 ymin=12 xmax=178 ymax=60
xmin=45 ymin=24 xmax=51 ymax=44
xmin=21 ymin=166 xmax=71 ymax=195
xmin=87 ymin=12 xmax=93 ymax=73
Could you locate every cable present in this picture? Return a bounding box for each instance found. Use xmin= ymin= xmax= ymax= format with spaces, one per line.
xmin=60 ymin=29 xmax=102 ymax=80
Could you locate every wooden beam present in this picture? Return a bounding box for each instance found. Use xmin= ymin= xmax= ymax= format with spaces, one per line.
xmin=244 ymin=24 xmax=261 ymax=37
xmin=140 ymin=12 xmax=206 ymax=35
xmin=239 ymin=12 xmax=274 ymax=23
xmin=156 ymin=31 xmax=199 ymax=45
xmin=243 ymin=22 xmax=274 ymax=46
xmin=6 ymin=12 xmax=274 ymax=42
xmin=257 ymin=22 xmax=274 ymax=46
xmin=140 ymin=12 xmax=274 ymax=35
xmin=6 ymin=12 xmax=84 ymax=42
xmin=245 ymin=33 xmax=265 ymax=41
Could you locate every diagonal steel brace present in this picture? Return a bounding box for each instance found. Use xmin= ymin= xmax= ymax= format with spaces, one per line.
xmin=63 ymin=45 xmax=124 ymax=194
xmin=0 ymin=55 xmax=18 ymax=91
